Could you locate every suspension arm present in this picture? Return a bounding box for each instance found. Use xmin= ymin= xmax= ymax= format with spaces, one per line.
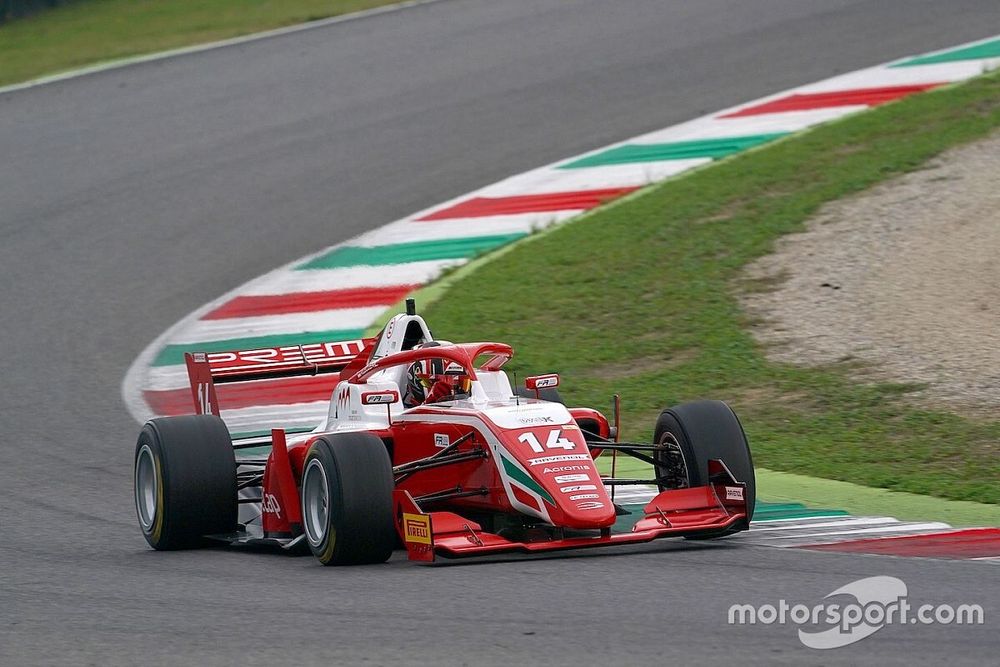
xmin=394 ymin=448 xmax=488 ymax=483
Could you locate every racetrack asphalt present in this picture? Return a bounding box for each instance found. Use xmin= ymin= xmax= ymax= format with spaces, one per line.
xmin=1 ymin=1 xmax=999 ymax=664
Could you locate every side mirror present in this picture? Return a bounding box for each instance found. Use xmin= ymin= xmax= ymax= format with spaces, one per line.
xmin=361 ymin=390 xmax=399 ymax=405
xmin=525 ymin=374 xmax=559 ymax=391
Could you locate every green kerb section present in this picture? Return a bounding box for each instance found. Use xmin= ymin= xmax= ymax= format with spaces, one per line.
xmin=559 ymin=133 xmax=790 ymax=168
xmin=500 ymin=454 xmax=555 ymax=505
xmin=153 ymin=329 xmax=365 ymax=366
xmin=297 ymin=233 xmax=529 ymax=270
xmin=230 ymin=427 xmax=317 ymax=459
xmin=231 ymin=426 xmax=315 ymax=441
xmin=892 ymin=38 xmax=1000 ymax=67
xmin=751 ymin=501 xmax=849 ymax=521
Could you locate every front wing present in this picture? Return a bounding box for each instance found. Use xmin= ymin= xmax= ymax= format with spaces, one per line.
xmin=395 ymin=477 xmax=749 ymax=562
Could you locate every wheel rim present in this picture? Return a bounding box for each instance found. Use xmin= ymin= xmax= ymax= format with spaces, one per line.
xmin=302 ymin=458 xmax=330 ymax=547
xmin=656 ymin=431 xmax=690 ymax=489
xmin=135 ymin=444 xmax=158 ymax=532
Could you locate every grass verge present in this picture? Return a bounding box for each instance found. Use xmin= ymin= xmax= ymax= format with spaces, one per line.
xmin=0 ymin=0 xmax=407 ymax=87
xmin=423 ymin=72 xmax=1000 ymax=506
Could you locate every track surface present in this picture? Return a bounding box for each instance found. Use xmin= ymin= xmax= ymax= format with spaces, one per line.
xmin=2 ymin=1 xmax=999 ymax=664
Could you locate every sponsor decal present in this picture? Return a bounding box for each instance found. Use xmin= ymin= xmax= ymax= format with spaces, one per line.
xmin=726 ymin=486 xmax=744 ymax=501
xmin=576 ymin=501 xmax=604 ymax=510
xmin=208 ymin=341 xmax=363 ymax=367
xmin=499 ymin=452 xmax=556 ymax=506
xmin=526 ymin=373 xmax=560 ymax=389
xmin=528 ymin=454 xmax=589 ymax=467
xmin=337 ymin=386 xmax=351 ymax=409
xmin=361 ymin=390 xmax=398 ymax=405
xmin=542 ymin=465 xmax=590 ymax=474
xmin=261 ymin=493 xmax=281 ymax=518
xmin=434 ymin=433 xmax=450 ymax=448
xmin=192 ymin=352 xmax=207 ymax=363
xmin=519 ymin=428 xmax=574 ymax=453
xmin=357 ymin=362 xmax=378 ymax=378
xmin=560 ymin=484 xmax=597 ymax=493
xmin=533 ymin=375 xmax=559 ymax=388
xmin=554 ymin=473 xmax=589 ymax=484
xmin=518 ymin=416 xmax=555 ymax=425
xmin=196 ymin=382 xmax=213 ymax=415
xmin=402 ymin=513 xmax=432 ymax=545
xmin=570 ymin=493 xmax=599 ymax=501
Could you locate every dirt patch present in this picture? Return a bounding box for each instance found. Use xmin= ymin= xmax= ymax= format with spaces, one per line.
xmin=741 ymin=131 xmax=1000 ymax=417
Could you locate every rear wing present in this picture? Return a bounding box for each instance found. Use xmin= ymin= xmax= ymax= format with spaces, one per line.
xmin=184 ymin=338 xmax=375 ymax=417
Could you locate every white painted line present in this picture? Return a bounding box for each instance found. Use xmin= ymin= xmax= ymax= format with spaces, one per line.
xmin=749 ymin=513 xmax=854 ymax=525
xmin=793 ymin=61 xmax=995 ymax=93
xmin=221 ymin=402 xmax=329 ymax=433
xmin=753 ymin=522 xmax=952 ymax=545
xmin=144 ymin=365 xmax=198 ymax=391
xmin=478 ymin=160 xmax=711 ymax=197
xmin=173 ymin=306 xmax=388 ymax=343
xmin=0 ymin=0 xmax=447 ymax=96
xmin=748 ymin=517 xmax=903 ymax=533
xmin=349 ymin=211 xmax=580 ymax=247
xmin=637 ymin=108 xmax=863 ymax=143
xmin=239 ymin=260 xmax=463 ymax=296
xmin=606 ymin=487 xmax=658 ymax=503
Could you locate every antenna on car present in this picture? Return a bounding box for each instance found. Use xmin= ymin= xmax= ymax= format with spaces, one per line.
xmin=513 ymin=370 xmax=519 ymax=406
xmin=406 ymin=298 xmax=416 ymax=316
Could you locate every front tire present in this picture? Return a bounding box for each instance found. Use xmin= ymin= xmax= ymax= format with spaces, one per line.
xmin=300 ymin=433 xmax=395 ymax=565
xmin=134 ymin=415 xmax=237 ymax=550
xmin=652 ymin=400 xmax=755 ymax=524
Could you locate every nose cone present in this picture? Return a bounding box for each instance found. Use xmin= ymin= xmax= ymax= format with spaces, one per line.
xmin=495 ymin=423 xmax=616 ymax=529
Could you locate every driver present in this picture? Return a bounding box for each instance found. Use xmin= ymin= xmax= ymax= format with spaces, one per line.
xmin=403 ymin=341 xmax=472 ymax=407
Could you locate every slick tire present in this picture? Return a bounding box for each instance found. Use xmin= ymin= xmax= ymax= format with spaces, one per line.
xmin=652 ymin=400 xmax=755 ymax=526
xmin=300 ymin=433 xmax=395 ymax=566
xmin=134 ymin=415 xmax=238 ymax=550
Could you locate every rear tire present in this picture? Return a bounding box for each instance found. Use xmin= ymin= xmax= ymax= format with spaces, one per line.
xmin=652 ymin=400 xmax=755 ymax=525
xmin=134 ymin=415 xmax=237 ymax=550
xmin=300 ymin=433 xmax=395 ymax=565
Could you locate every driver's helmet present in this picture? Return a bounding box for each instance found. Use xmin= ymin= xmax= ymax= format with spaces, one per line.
xmin=405 ymin=340 xmax=471 ymax=405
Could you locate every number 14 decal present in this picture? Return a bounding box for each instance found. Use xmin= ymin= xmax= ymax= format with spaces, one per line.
xmin=518 ymin=429 xmax=575 ymax=453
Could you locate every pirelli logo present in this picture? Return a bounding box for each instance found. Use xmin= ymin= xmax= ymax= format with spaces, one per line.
xmin=402 ymin=513 xmax=431 ymax=545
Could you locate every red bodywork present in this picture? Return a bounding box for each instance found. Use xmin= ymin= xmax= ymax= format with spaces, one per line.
xmin=184 ymin=333 xmax=749 ymax=562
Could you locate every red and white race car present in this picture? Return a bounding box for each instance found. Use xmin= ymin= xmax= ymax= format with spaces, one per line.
xmin=133 ymin=300 xmax=755 ymax=565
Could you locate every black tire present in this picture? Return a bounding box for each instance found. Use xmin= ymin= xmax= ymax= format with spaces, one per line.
xmin=300 ymin=433 xmax=395 ymax=565
xmin=652 ymin=400 xmax=755 ymax=524
xmin=134 ymin=415 xmax=237 ymax=550
xmin=515 ymin=385 xmax=564 ymax=404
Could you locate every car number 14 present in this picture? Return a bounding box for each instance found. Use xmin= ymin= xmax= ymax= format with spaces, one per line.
xmin=518 ymin=429 xmax=575 ymax=453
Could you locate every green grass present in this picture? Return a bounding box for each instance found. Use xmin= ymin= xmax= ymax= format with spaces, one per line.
xmin=0 ymin=0 xmax=405 ymax=87
xmin=424 ymin=72 xmax=1000 ymax=505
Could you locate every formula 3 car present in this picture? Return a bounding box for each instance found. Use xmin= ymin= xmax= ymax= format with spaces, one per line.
xmin=133 ymin=300 xmax=755 ymax=565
